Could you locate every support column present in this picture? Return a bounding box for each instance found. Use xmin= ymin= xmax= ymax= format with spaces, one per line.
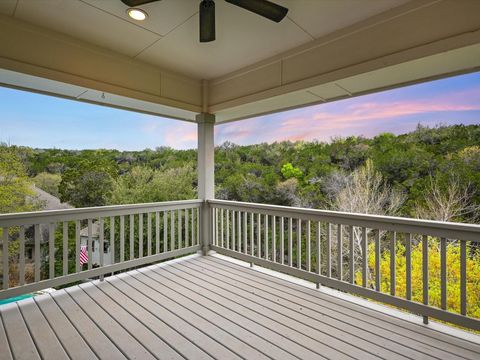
xmin=197 ymin=113 xmax=215 ymax=255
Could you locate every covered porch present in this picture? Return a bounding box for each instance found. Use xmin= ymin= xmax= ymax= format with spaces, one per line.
xmin=1 ymin=0 xmax=480 ymax=358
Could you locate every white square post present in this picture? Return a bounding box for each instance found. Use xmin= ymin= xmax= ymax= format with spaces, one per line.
xmin=197 ymin=113 xmax=215 ymax=255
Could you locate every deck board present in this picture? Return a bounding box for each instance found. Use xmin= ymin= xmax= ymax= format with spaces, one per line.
xmin=1 ymin=254 xmax=479 ymax=360
xmin=192 ymin=256 xmax=467 ymax=360
xmin=17 ymin=298 xmax=68 ymax=359
xmin=172 ymin=258 xmax=424 ymax=359
xmin=0 ymin=311 xmax=13 ymax=360
xmin=202 ymin=255 xmax=480 ymax=360
xmin=34 ymin=294 xmax=97 ymax=360
xmin=0 ymin=303 xmax=40 ymax=360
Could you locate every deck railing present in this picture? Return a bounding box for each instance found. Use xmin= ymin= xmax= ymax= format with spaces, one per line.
xmin=0 ymin=200 xmax=202 ymax=300
xmin=208 ymin=200 xmax=480 ymax=331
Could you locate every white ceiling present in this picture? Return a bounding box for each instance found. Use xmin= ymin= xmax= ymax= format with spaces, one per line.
xmin=1 ymin=0 xmax=408 ymax=79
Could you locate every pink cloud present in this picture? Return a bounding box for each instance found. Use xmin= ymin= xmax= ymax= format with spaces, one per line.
xmin=216 ymin=83 xmax=480 ymax=145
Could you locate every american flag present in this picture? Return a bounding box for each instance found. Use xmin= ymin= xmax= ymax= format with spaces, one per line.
xmin=80 ymin=245 xmax=89 ymax=265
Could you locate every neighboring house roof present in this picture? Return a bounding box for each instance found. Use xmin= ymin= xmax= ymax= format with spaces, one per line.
xmin=31 ymin=185 xmax=73 ymax=211
xmin=79 ymin=221 xmax=100 ymax=238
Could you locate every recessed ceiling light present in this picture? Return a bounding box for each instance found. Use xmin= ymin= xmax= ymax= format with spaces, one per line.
xmin=127 ymin=8 xmax=147 ymax=21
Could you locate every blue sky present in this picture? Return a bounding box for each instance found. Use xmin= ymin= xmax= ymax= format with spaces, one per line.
xmin=0 ymin=72 xmax=479 ymax=150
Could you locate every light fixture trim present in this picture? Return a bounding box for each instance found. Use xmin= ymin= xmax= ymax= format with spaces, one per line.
xmin=127 ymin=8 xmax=148 ymax=21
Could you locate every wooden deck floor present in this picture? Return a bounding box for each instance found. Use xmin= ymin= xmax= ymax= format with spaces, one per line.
xmin=1 ymin=255 xmax=480 ymax=360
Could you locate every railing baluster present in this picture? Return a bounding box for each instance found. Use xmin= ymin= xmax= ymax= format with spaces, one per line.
xmin=390 ymin=232 xmax=396 ymax=296
xmin=177 ymin=209 xmax=182 ymax=250
xmin=272 ymin=216 xmax=277 ymax=262
xmin=406 ymin=233 xmax=412 ymax=300
xmin=35 ymin=224 xmax=41 ymax=281
xmin=2 ymin=228 xmax=8 ymax=289
xmin=316 ymin=221 xmax=321 ymax=275
xmin=257 ymin=213 xmax=261 ymax=258
xmin=460 ymin=239 xmax=467 ymax=316
xmin=226 ymin=210 xmax=230 ymax=249
xmin=243 ymin=212 xmax=248 ymax=254
xmin=297 ymin=219 xmax=302 ymax=269
xmin=326 ymin=223 xmax=331 ymax=278
xmin=163 ymin=211 xmax=168 ymax=252
xmin=49 ymin=223 xmax=56 ymax=278
xmin=337 ymin=224 xmax=342 ymax=280
xmin=185 ymin=209 xmax=189 ymax=248
xmin=237 ymin=210 xmax=241 ymax=253
xmin=288 ymin=217 xmax=293 ymax=266
xmin=170 ymin=210 xmax=175 ymax=251
xmin=139 ymin=213 xmax=144 ymax=258
xmin=87 ymin=219 xmax=93 ymax=270
xmin=306 ymin=220 xmax=311 ymax=272
xmin=220 ymin=209 xmax=224 ymax=248
xmin=265 ymin=215 xmax=269 ymax=260
xmin=232 ymin=211 xmax=236 ymax=251
xmin=349 ymin=225 xmax=354 ymax=284
xmin=250 ymin=213 xmax=254 ymax=256
xmin=19 ymin=226 xmax=25 ymax=285
xmin=62 ymin=222 xmax=68 ymax=277
xmin=147 ymin=213 xmax=152 ymax=256
xmin=129 ymin=215 xmax=134 ymax=259
xmin=99 ymin=218 xmax=104 ymax=280
xmin=213 ymin=208 xmax=217 ymax=246
xmin=375 ymin=230 xmax=381 ymax=291
xmin=196 ymin=208 xmax=200 ymax=245
xmin=440 ymin=237 xmax=447 ymax=310
xmin=422 ymin=235 xmax=429 ymax=324
xmin=110 ymin=217 xmax=115 ymax=264
xmin=75 ymin=221 xmax=80 ymax=273
xmin=280 ymin=217 xmax=285 ymax=264
xmin=155 ymin=212 xmax=160 ymax=253
xmin=362 ymin=227 xmax=367 ymax=287
xmin=120 ymin=215 xmax=125 ymax=262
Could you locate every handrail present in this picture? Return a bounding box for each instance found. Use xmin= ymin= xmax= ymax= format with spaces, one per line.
xmin=208 ymin=200 xmax=480 ymax=331
xmin=0 ymin=200 xmax=202 ymax=300
xmin=0 ymin=199 xmax=203 ymax=227
xmin=208 ymin=199 xmax=480 ymax=242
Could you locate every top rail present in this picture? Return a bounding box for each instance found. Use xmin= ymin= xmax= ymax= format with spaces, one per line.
xmin=208 ymin=199 xmax=480 ymax=242
xmin=0 ymin=200 xmax=203 ymax=227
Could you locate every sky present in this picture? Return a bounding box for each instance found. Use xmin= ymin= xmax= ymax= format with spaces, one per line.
xmin=0 ymin=71 xmax=479 ymax=150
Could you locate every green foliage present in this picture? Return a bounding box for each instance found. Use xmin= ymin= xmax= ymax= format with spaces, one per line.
xmin=281 ymin=163 xmax=303 ymax=180
xmin=0 ymin=145 xmax=37 ymax=214
xmin=58 ymin=154 xmax=118 ymax=207
xmin=109 ymin=164 xmax=196 ymax=204
xmin=356 ymin=239 xmax=480 ymax=319
xmin=3 ymin=124 xmax=479 ymax=223
xmin=33 ymin=172 xmax=62 ymax=197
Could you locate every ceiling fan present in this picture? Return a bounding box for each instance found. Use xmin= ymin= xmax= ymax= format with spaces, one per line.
xmin=120 ymin=0 xmax=289 ymax=43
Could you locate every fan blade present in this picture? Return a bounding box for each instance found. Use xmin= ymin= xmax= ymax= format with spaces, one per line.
xmin=120 ymin=0 xmax=158 ymax=7
xmin=200 ymin=0 xmax=216 ymax=43
xmin=225 ymin=0 xmax=288 ymax=23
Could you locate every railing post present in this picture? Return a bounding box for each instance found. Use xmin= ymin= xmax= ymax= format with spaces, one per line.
xmin=197 ymin=113 xmax=215 ymax=255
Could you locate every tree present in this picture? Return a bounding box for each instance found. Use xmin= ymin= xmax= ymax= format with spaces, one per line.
xmin=59 ymin=156 xmax=117 ymax=208
xmin=0 ymin=146 xmax=40 ymax=288
xmin=329 ymin=159 xmax=405 ymax=279
xmin=33 ymin=172 xmax=62 ymax=197
xmin=281 ymin=163 xmax=303 ymax=180
xmin=0 ymin=145 xmax=37 ymax=214
xmin=356 ymin=239 xmax=480 ymax=319
xmin=109 ymin=164 xmax=196 ymax=204
xmin=414 ymin=175 xmax=480 ymax=222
